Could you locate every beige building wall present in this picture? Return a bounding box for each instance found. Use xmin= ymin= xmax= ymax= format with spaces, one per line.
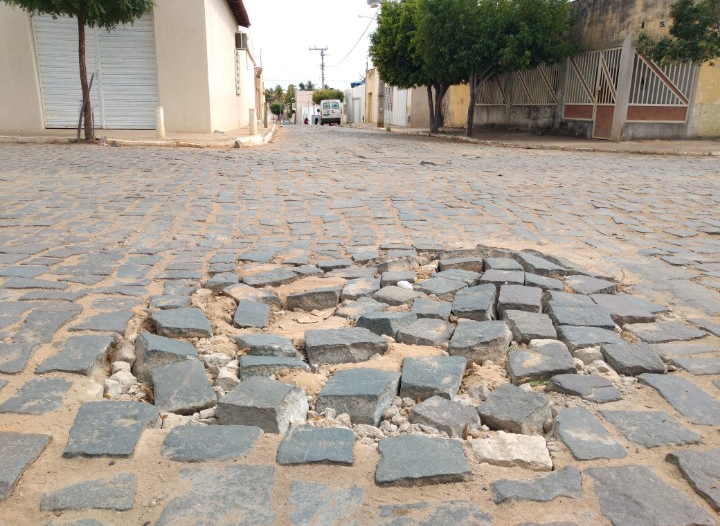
xmin=0 ymin=4 xmax=44 ymax=132
xmin=365 ymin=69 xmax=380 ymax=125
xmin=407 ymin=87 xmax=430 ymax=128
xmin=690 ymin=64 xmax=720 ymax=137
xmin=444 ymin=84 xmax=470 ymax=128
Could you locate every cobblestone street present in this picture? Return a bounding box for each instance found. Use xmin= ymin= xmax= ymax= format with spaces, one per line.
xmin=0 ymin=125 xmax=719 ymax=525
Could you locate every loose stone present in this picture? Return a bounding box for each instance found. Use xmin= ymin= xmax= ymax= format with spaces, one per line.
xmin=507 ymin=339 xmax=576 ymax=385
xmin=234 ymin=333 xmax=299 ymax=358
xmin=448 ymin=320 xmax=513 ymax=364
xmin=411 ymin=297 xmax=452 ymax=320
xmin=152 ymin=359 xmax=216 ymax=415
xmin=557 ymin=325 xmax=623 ymax=351
xmin=238 ymin=355 xmax=310 ymax=379
xmin=439 ymin=257 xmax=484 ymax=273
xmin=286 ymin=286 xmax=342 ymax=312
xmin=276 ymin=425 xmax=355 ymax=465
xmin=600 ymin=342 xmax=665 ymax=375
xmin=478 ymin=383 xmax=552 ymax=435
xmin=408 ymin=395 xmax=480 ymax=438
xmin=497 ymin=285 xmax=542 ymax=316
xmin=503 ymin=310 xmax=557 ymax=343
xmin=565 ymin=275 xmax=615 ymax=295
xmin=243 ymin=268 xmax=298 ymax=287
xmin=341 ymin=277 xmax=380 ymax=301
xmin=399 ymin=356 xmax=467 ymax=401
xmin=151 ymin=308 xmax=212 ymax=339
xmin=590 ymin=293 xmax=657 ymax=324
xmin=133 ymin=332 xmax=199 ymax=384
xmin=232 ymin=300 xmax=270 ymax=328
xmin=451 ymin=284 xmax=497 ymax=321
xmin=547 ymin=302 xmax=615 ymax=329
xmin=396 ymin=318 xmax=455 ymax=346
xmin=336 ymin=297 xmax=389 ymax=320
xmin=471 ymin=431 xmax=552 ymax=472
xmin=305 ymin=327 xmax=388 ymax=364
xmin=223 ymin=283 xmax=281 ymax=307
xmin=546 ymin=374 xmax=621 ymax=403
xmin=356 ymin=311 xmax=417 ymax=338
xmin=373 ymin=285 xmax=424 ymax=306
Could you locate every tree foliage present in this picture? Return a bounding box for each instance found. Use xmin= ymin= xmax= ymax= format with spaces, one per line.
xmin=298 ymin=80 xmax=316 ymax=91
xmin=312 ymin=89 xmax=344 ymax=104
xmin=637 ymin=0 xmax=720 ymax=64
xmin=3 ymin=0 xmax=155 ymax=141
xmin=269 ymin=102 xmax=284 ymax=117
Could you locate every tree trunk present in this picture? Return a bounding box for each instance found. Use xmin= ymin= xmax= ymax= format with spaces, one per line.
xmin=426 ymin=85 xmax=436 ymax=133
xmin=77 ymin=11 xmax=94 ymax=142
xmin=432 ymin=84 xmax=448 ymax=134
xmin=466 ymin=71 xmax=478 ymax=138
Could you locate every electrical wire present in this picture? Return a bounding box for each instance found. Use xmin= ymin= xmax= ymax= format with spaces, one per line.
xmin=327 ymin=11 xmax=378 ymax=68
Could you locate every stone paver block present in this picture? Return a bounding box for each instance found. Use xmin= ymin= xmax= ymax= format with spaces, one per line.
xmin=316 ymin=368 xmax=400 ymax=426
xmin=625 ymin=321 xmax=707 ymax=343
xmin=409 ymin=396 xmax=480 ymax=438
xmin=14 ymin=305 xmax=82 ymax=345
xmin=286 ymin=286 xmax=341 ymax=312
xmin=0 ymin=432 xmax=51 ymax=501
xmin=667 ymin=448 xmax=720 ymax=512
xmin=336 ymin=297 xmax=389 ymax=320
xmin=35 ymin=335 xmax=114 ymax=376
xmin=449 ymin=320 xmax=512 ymax=364
xmin=543 ymin=291 xmax=594 ymax=307
xmin=373 ymin=285 xmax=424 ymax=306
xmin=149 ymin=294 xmax=192 ymax=309
xmin=601 ymin=341 xmax=665 ymax=375
xmin=565 ymin=275 xmax=615 ymax=295
xmin=288 ymin=481 xmax=364 ymax=525
xmin=217 ymin=376 xmax=307 ymax=433
xmin=381 ymin=270 xmax=416 ymax=287
xmin=548 ymin=302 xmax=615 ymax=329
xmin=0 ymin=343 xmax=36 ymax=374
xmin=276 ymin=425 xmax=355 ymax=465
xmin=411 ymin=297 xmax=452 ymax=320
xmin=341 ymin=277 xmax=381 ymax=301
xmin=376 ymin=501 xmax=491 ymax=525
xmin=546 ymin=374 xmax=621 ymax=403
xmin=0 ymin=377 xmax=72 ymax=414
xmin=557 ymin=325 xmax=623 ymax=351
xmin=45 ymin=519 xmax=110 ymax=526
xmin=40 ymin=472 xmax=135 ymax=511
xmin=356 ymin=311 xmax=417 ymax=338
xmin=69 ymin=311 xmax=134 ymax=334
xmin=399 ymin=355 xmax=467 ymax=401
xmin=524 ymin=273 xmax=564 ymax=291
xmin=223 ymin=283 xmax=281 ymax=307
xmin=204 ymin=272 xmax=239 ymax=293
xmin=480 ymin=270 xmax=525 ymax=290
xmin=234 ymin=333 xmax=299 ymax=358
xmin=414 ymin=277 xmax=469 ymax=302
xmin=497 ymin=285 xmax=542 ymax=316
xmin=396 ymin=318 xmax=455 ymax=346
xmin=317 ymin=259 xmax=352 ymax=271
xmin=152 ymin=359 xmax=215 ymax=415
xmin=376 ymin=435 xmax=471 ymax=486
xmin=239 ymin=250 xmax=276 ymax=263
xmin=590 ymin=294 xmax=657 ymax=325
xmin=439 ymin=257 xmax=484 ymax=273
xmin=554 ymin=406 xmax=625 ymax=460
xmin=63 ymin=401 xmax=159 ymax=458
xmin=305 ymin=327 xmax=388 ymax=364
xmin=515 ymin=253 xmax=570 ymax=278
xmin=479 ymin=383 xmax=552 ymax=435
xmin=435 ymin=268 xmax=482 ymax=285
xmin=508 ymin=339 xmax=576 ymax=385
xmin=492 ymin=466 xmax=582 ymax=503
xmin=133 ymin=332 xmax=198 ymax=384
xmin=156 ymin=465 xmax=275 ymax=526
xmin=471 ymin=431 xmax=552 ymax=472
xmin=243 ymin=268 xmax=298 ymax=287
xmin=233 ymin=300 xmax=270 ymax=328
xmin=671 ymin=357 xmax=720 ymax=374
xmin=484 ymin=257 xmax=523 ymax=271
xmin=161 ymin=425 xmax=263 ymax=462
xmin=587 ymin=465 xmax=716 ymax=526
xmin=652 ymin=341 xmax=719 ymax=360
xmin=601 ymin=410 xmax=700 ymax=447
xmin=639 ymin=373 xmax=720 ymax=425
xmin=151 ymin=308 xmax=212 ymax=338
xmin=238 ymin=355 xmax=309 ymax=379
xmin=452 ymin=284 xmax=497 ymax=321
xmin=504 ymin=310 xmax=557 ymax=343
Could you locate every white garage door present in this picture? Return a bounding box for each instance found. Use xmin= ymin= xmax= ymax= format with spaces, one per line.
xmin=33 ymin=13 xmax=158 ymax=129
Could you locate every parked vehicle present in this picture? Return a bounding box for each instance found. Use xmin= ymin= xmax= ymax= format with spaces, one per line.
xmin=320 ymin=99 xmax=342 ymax=125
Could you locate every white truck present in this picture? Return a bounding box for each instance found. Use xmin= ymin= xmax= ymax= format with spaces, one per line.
xmin=320 ymin=99 xmax=342 ymax=125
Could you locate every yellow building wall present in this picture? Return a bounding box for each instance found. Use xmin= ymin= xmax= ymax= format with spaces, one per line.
xmin=691 ymin=63 xmax=720 ymax=137
xmin=444 ymin=84 xmax=470 ymax=128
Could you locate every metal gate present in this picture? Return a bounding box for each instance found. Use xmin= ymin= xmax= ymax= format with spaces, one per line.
xmin=384 ymin=86 xmax=409 ymax=127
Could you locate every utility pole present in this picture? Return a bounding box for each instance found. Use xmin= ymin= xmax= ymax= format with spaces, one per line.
xmin=309 ymin=46 xmax=328 ymax=89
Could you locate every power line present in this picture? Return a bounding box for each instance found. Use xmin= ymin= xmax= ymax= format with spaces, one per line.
xmin=309 ymin=46 xmax=328 ymax=88
xmin=327 ymin=11 xmax=377 ymax=69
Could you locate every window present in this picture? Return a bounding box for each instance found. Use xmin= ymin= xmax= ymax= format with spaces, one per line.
xmin=332 ymin=102 xmax=340 ymax=109
xmin=235 ymin=50 xmax=241 ymax=96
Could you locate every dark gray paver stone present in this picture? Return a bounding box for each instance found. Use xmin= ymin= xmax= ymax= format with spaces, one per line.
xmin=161 ymin=425 xmax=263 ymax=462
xmin=69 ymin=311 xmax=133 ymax=334
xmin=448 ymin=320 xmax=513 ymax=364
xmin=357 ymin=311 xmax=418 ymax=338
xmin=411 ymin=297 xmax=452 ymax=320
xmin=508 ymin=340 xmax=576 ymax=384
xmin=291 ymin=265 xmax=323 ymax=277
xmin=39 ymin=472 xmax=135 ymax=511
xmin=36 ymin=335 xmax=114 ymax=376
xmin=601 ymin=342 xmax=665 ymax=375
xmin=151 ymin=308 xmax=212 ymax=338
xmin=223 ymin=283 xmax=281 ymax=307
xmin=548 ymin=302 xmax=615 ymax=329
xmin=305 ymin=327 xmax=388 ymax=364
xmin=587 ymin=465 xmax=716 ymax=526
xmin=396 ymin=318 xmax=455 ymax=346
xmin=543 ymin=291 xmax=594 ymax=307
xmin=352 ymin=249 xmax=379 ymax=263
xmin=276 ymin=425 xmax=355 ymax=465
xmin=0 ymin=378 xmax=72 ymax=414
xmin=3 ymin=277 xmax=67 ymax=289
xmin=479 ymin=383 xmax=552 ymax=435
xmin=317 ymin=259 xmax=352 ymax=271
xmin=239 ymin=250 xmax=276 ymax=263
xmin=672 ymin=357 xmax=720 ymax=374
xmin=690 ymin=317 xmax=720 ymax=338
xmin=409 ymin=396 xmax=480 ymax=438
xmin=156 ymin=465 xmax=275 ymax=526
xmin=376 ymin=435 xmax=471 ymax=486
xmin=336 ymin=297 xmax=389 ymax=320
xmin=546 ymin=374 xmax=621 ymax=403
xmin=234 ymin=333 xmax=299 ymax=358
xmin=639 ymin=373 xmax=720 ymax=425
xmin=204 ymin=272 xmax=239 ymax=293
xmin=492 ymin=466 xmax=582 ymax=504
xmin=0 ymin=378 xmax=5 ymax=392
xmin=217 ymin=376 xmax=307 ymax=433
xmin=133 ymin=332 xmax=198 ymax=383
xmin=667 ymin=448 xmax=720 ymax=512
xmin=233 ymin=300 xmax=270 ymax=328
xmin=480 ymin=269 xmax=525 ymax=289
xmin=590 ymin=294 xmax=657 ymax=325
xmin=0 ymin=432 xmax=51 ymax=501
xmin=625 ymin=321 xmax=707 ymax=344
xmin=14 ymin=305 xmax=82 ymax=345
xmin=149 ymin=294 xmax=192 ymax=309
xmin=557 ymin=325 xmax=623 ymax=351
xmin=162 ymin=279 xmax=198 ymax=297
xmin=484 ymin=257 xmax=523 ymax=271
xmin=243 ymin=268 xmax=298 ymax=287
xmin=45 ymin=519 xmax=110 ymax=526
xmin=439 ymin=257 xmax=484 ymax=273
xmin=601 ymin=410 xmax=700 ymax=447
xmin=515 ymin=253 xmax=570 ymax=278
xmin=238 ymin=355 xmax=310 ymax=379
xmin=565 ymin=275 xmax=615 ymax=295
xmin=286 ymin=286 xmax=341 ymax=312
xmin=554 ymin=407 xmax=625 ymax=460
xmin=92 ymin=297 xmax=143 ymax=311
xmin=497 ymin=285 xmax=542 ymax=316
xmin=452 ymin=284 xmax=497 ymax=321
xmin=0 ymin=343 xmax=36 ymax=374
xmin=288 ymin=481 xmax=364 ymax=525
xmin=373 ymin=285 xmax=424 ymax=306
xmin=152 ymin=359 xmax=215 ymax=415
xmin=317 ymin=368 xmax=400 ymax=425
xmin=376 ymin=500 xmax=491 ymax=525
xmin=504 ymin=310 xmax=557 ymax=343
xmin=381 ymin=271 xmax=416 ymax=287
xmin=158 ymin=270 xmax=201 ymax=280
xmin=435 ymin=268 xmax=482 ymax=285
xmin=341 ymin=277 xmax=381 ymax=301
xmin=327 ymin=266 xmax=377 ymax=279
xmin=652 ymin=341 xmax=719 ymax=360
xmin=400 ymin=356 xmax=467 ymax=400
xmin=524 ymin=273 xmax=564 ymax=291
xmin=0 ymin=265 xmax=47 ymax=278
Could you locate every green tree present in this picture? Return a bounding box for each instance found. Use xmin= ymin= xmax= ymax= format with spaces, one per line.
xmin=312 ymin=89 xmax=345 ymax=104
xmin=272 ymin=84 xmax=285 ymax=103
xmin=637 ymin=0 xmax=720 ymax=64
xmin=285 ymin=84 xmax=296 ymax=116
xmin=270 ymin=102 xmax=284 ymax=120
xmin=305 ymin=80 xmax=316 ymax=90
xmin=3 ymin=0 xmax=155 ymax=141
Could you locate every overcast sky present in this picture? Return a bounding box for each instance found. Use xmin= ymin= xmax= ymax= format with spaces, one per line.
xmin=243 ymin=0 xmax=379 ymax=90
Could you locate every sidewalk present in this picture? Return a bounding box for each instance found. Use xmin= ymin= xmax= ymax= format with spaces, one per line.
xmin=0 ymin=124 xmax=277 ymax=148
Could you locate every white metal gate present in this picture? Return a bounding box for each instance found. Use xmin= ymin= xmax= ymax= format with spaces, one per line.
xmin=33 ymin=13 xmax=159 ymax=129
xmin=384 ymin=86 xmax=409 ymax=127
